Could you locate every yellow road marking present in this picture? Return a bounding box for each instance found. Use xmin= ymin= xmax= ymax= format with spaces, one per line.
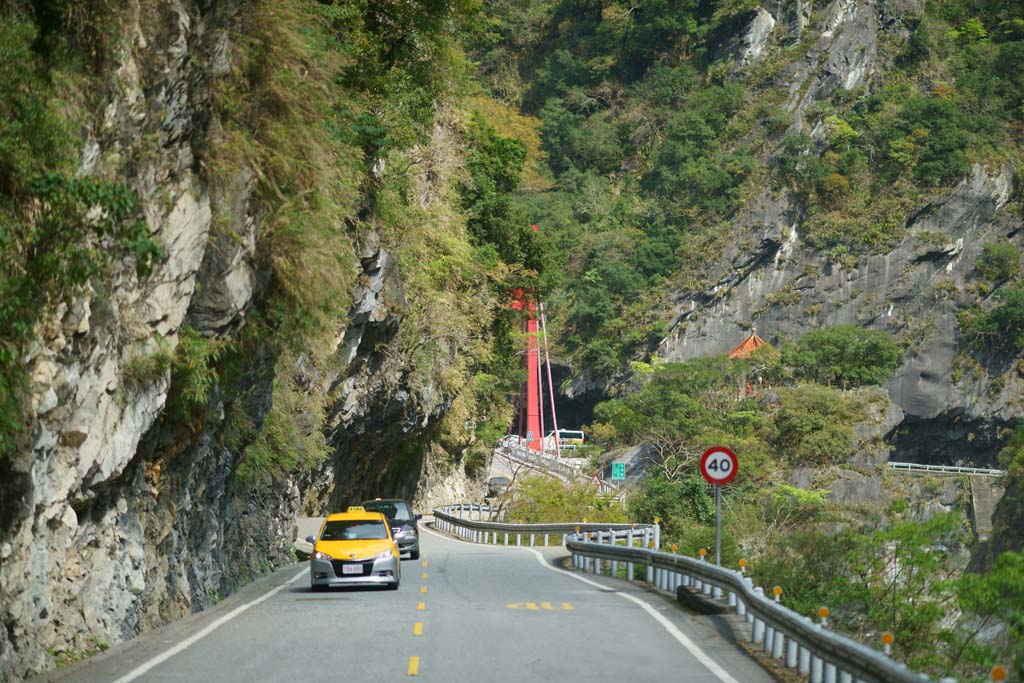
xmin=420 ymin=585 xmax=428 ymax=594
xmin=507 ymin=601 xmax=574 ymax=611
xmin=507 ymin=602 xmax=539 ymax=610
xmin=413 ymin=622 xmax=423 ymax=636
xmin=417 ymin=601 xmax=426 ymax=611
xmin=421 ymin=573 xmax=428 ymax=580
xmin=407 ymin=656 xmax=419 ymax=676
xmin=421 ymin=561 xmax=428 ymax=568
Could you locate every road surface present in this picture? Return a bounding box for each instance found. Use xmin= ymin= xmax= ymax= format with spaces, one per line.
xmin=33 ymin=523 xmax=771 ymax=683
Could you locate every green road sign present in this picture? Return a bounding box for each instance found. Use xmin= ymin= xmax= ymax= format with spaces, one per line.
xmin=611 ymin=462 xmax=625 ymax=480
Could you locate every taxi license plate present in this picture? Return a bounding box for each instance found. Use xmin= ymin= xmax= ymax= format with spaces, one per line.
xmin=342 ymin=564 xmax=363 ymax=575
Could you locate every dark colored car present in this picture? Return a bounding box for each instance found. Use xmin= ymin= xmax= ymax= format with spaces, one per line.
xmin=486 ymin=476 xmax=512 ymax=497
xmin=360 ymin=498 xmax=421 ymax=560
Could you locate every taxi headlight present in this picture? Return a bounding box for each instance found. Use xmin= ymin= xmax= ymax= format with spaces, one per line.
xmin=375 ymin=549 xmax=395 ymax=560
xmin=312 ymin=550 xmax=333 ymax=561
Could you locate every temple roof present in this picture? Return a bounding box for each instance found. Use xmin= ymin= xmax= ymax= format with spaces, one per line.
xmin=728 ymin=331 xmax=768 ymax=359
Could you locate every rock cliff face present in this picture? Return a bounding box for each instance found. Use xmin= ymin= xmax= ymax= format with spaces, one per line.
xmin=660 ymin=0 xmax=1022 ymax=469
xmin=0 ymin=3 xmax=482 ymax=679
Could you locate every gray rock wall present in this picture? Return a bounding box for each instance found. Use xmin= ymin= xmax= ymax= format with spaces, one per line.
xmin=0 ymin=3 xmax=482 ymax=680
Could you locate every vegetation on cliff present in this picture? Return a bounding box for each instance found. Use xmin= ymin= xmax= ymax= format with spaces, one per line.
xmin=0 ymin=13 xmax=162 ymax=458
xmin=467 ymin=0 xmax=1024 ymax=376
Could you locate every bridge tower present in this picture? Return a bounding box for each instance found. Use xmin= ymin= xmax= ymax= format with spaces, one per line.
xmin=510 ymin=287 xmax=543 ymax=451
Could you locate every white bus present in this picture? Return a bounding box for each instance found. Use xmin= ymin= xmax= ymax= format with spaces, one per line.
xmin=544 ymin=429 xmax=585 ymax=452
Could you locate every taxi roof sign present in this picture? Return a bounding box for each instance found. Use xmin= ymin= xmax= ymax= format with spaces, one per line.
xmin=346 ymin=505 xmax=366 ymax=512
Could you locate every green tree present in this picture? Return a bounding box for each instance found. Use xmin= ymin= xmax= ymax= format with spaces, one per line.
xmin=781 ymin=325 xmax=901 ymax=387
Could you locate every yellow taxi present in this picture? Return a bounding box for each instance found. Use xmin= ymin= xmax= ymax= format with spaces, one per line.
xmin=306 ymin=507 xmax=401 ymax=591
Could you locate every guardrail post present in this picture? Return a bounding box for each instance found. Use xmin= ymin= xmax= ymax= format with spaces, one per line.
xmin=824 ymin=661 xmax=837 ymax=683
xmin=772 ymin=629 xmax=784 ymax=659
xmin=530 ymin=533 xmax=535 ymax=546
xmin=811 ymin=655 xmax=823 ymax=683
xmin=786 ymin=639 xmax=798 ymax=668
xmin=752 ymin=616 xmax=765 ymax=645
xmin=764 ymin=625 xmax=775 ymax=653
xmin=798 ymin=644 xmax=810 ymax=674
xmin=516 ymin=532 xmax=522 ymax=546
xmin=626 ymin=529 xmax=635 ymax=582
xmin=504 ymin=532 xmax=509 ymax=545
xmin=751 ymin=587 xmax=765 ymax=644
xmin=544 ymin=534 xmax=549 ymax=547
xmin=838 ymin=671 xmax=852 ymax=683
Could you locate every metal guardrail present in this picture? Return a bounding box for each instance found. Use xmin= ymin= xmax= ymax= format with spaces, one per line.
xmin=433 ymin=505 xmax=948 ymax=683
xmin=499 ymin=441 xmax=620 ymax=495
xmin=433 ymin=505 xmax=658 ymax=556
xmin=889 ymin=462 xmax=1004 ymax=477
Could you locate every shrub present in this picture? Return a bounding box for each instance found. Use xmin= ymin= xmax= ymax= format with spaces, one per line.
xmin=504 ymin=475 xmax=627 ymax=523
xmin=773 ymin=385 xmax=861 ymax=466
xmin=959 ymin=285 xmax=1024 ymax=350
xmin=974 ymin=241 xmax=1021 ymax=282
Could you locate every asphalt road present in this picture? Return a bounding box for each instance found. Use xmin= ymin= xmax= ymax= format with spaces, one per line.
xmin=34 ymin=524 xmax=771 ymax=683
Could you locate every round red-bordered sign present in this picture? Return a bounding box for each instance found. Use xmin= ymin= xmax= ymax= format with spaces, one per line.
xmin=700 ymin=446 xmax=738 ymax=485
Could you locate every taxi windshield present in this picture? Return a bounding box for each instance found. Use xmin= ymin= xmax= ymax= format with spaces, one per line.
xmin=320 ymin=520 xmax=388 ymax=540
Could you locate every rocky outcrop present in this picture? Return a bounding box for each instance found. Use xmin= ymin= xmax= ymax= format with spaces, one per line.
xmin=0 ymin=3 xmax=483 ymax=680
xmin=661 ymin=0 xmax=1022 ymax=468
xmin=662 ymin=161 xmax=1020 ymax=466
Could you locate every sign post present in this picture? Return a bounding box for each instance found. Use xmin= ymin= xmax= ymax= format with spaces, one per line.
xmin=699 ymin=446 xmax=738 ymax=566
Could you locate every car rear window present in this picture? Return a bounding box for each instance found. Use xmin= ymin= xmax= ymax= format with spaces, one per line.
xmin=320 ymin=520 xmax=389 ymax=540
xmin=363 ymin=501 xmax=412 ymax=522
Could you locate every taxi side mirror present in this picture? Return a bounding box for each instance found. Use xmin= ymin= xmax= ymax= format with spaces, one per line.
xmin=305 ymin=535 xmax=315 ymax=544
xmin=415 ymin=514 xmax=423 ymax=521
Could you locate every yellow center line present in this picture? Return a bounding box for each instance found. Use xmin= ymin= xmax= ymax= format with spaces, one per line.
xmin=413 ymin=621 xmax=423 ymax=636
xmin=421 ymin=561 xmax=428 ymax=568
xmin=421 ymin=573 xmax=428 ymax=580
xmin=417 ymin=601 xmax=425 ymax=611
xmin=407 ymin=656 xmax=420 ymax=676
xmin=420 ymin=585 xmax=428 ymax=594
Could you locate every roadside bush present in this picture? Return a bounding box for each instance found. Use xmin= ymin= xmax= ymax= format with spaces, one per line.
xmin=504 ymin=475 xmax=627 ymax=524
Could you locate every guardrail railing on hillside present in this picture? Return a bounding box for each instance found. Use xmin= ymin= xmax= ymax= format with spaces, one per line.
xmin=499 ymin=441 xmax=620 ymax=496
xmin=433 ymin=505 xmax=948 ymax=683
xmin=889 ymin=462 xmax=1004 ymax=477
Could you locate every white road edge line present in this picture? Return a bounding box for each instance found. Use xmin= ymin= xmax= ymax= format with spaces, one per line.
xmin=110 ymin=568 xmax=307 ymax=683
xmin=422 ymin=523 xmax=741 ymax=683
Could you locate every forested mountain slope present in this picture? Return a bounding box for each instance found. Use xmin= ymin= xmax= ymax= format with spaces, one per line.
xmin=471 ymin=0 xmax=1023 ymax=468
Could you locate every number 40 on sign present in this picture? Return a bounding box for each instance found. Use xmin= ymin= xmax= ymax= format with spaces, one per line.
xmin=700 ymin=446 xmax=738 ymax=485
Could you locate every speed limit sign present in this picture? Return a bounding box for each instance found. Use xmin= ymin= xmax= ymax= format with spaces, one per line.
xmin=700 ymin=446 xmax=738 ymax=485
